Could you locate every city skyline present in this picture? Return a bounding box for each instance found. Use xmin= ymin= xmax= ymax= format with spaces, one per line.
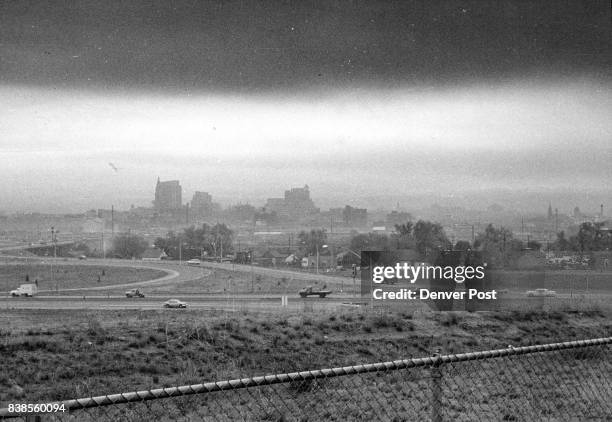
xmin=2 ymin=175 xmax=609 ymax=223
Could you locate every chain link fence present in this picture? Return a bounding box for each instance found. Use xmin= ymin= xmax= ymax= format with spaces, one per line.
xmin=1 ymin=337 xmax=610 ymax=421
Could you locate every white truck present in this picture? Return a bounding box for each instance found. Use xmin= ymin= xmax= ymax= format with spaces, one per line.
xmin=10 ymin=284 xmax=38 ymax=297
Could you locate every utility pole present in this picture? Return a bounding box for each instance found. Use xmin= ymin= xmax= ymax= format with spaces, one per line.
xmin=316 ymin=243 xmax=319 ymax=275
xmin=250 ymin=250 xmax=254 ymax=292
xmin=111 ymin=205 xmax=115 ymax=241
xmin=101 ymin=226 xmax=105 ymax=260
xmin=215 ymin=224 xmax=219 ymax=259
xmin=51 ymin=226 xmax=57 ymax=293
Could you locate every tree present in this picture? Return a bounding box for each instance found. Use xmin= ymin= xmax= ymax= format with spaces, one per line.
xmin=154 ymin=231 xmax=182 ymax=258
xmin=569 ymin=222 xmax=610 ymax=252
xmin=111 ymin=233 xmax=148 ymax=259
xmin=474 ymin=224 xmax=523 ymax=268
xmin=154 ymin=224 xmax=235 ymax=259
xmin=349 ymin=232 xmax=390 ymax=252
xmin=392 ymin=221 xmax=415 ymax=249
xmin=551 ymin=231 xmax=570 ymax=251
xmin=394 ymin=221 xmax=413 ymax=237
xmin=208 ymin=223 xmax=234 ymax=257
xmin=474 ymin=224 xmax=513 ymax=248
xmin=413 ymin=220 xmax=450 ymax=257
xmin=454 ymin=240 xmax=471 ymax=251
xmin=298 ymin=229 xmax=327 ymax=255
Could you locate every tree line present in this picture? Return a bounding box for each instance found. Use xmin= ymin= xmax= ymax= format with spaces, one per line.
xmin=153 ymin=223 xmax=234 ymax=260
xmin=105 ymin=220 xmax=610 ymax=265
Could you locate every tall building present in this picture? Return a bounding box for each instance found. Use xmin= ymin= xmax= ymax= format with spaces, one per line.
xmin=343 ymin=205 xmax=368 ymax=227
xmin=265 ymin=185 xmax=318 ymax=221
xmin=191 ymin=191 xmax=213 ymax=216
xmin=154 ymin=178 xmax=182 ymax=211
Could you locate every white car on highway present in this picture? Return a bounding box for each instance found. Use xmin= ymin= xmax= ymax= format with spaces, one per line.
xmin=526 ymin=288 xmax=557 ymax=297
xmin=186 ymin=259 xmax=201 ymax=266
xmin=163 ymin=299 xmax=188 ymax=309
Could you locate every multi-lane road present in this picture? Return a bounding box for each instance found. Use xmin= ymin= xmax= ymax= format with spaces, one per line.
xmin=1 ymin=255 xmax=356 ymax=310
xmin=0 ymin=294 xmax=358 ymax=311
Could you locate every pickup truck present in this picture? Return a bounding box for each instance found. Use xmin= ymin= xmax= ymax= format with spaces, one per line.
xmin=10 ymin=284 xmax=37 ymax=297
xmin=125 ymin=289 xmax=145 ymax=298
xmin=299 ymin=286 xmax=332 ymax=298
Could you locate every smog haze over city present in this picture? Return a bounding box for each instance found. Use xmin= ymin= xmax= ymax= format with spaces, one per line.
xmin=1 ymin=1 xmax=611 ymax=214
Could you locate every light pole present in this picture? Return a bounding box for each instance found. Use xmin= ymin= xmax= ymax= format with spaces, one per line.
xmin=101 ymin=222 xmax=105 ymax=260
xmin=319 ymin=244 xmax=330 ymax=275
xmin=316 ymin=243 xmax=319 ymax=274
xmin=250 ymin=250 xmax=254 ymax=292
xmin=51 ymin=226 xmax=57 ymax=293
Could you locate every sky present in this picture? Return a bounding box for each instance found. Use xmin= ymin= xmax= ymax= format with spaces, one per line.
xmin=1 ymin=1 xmax=611 ymax=214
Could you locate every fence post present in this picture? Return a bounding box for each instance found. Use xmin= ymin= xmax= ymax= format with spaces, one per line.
xmin=431 ymin=349 xmax=442 ymax=422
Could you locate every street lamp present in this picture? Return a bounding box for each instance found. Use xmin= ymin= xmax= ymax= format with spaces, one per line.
xmin=316 ymin=243 xmax=319 ymax=274
xmin=318 ymin=244 xmax=329 ymax=275
xmin=51 ymin=226 xmax=58 ymax=293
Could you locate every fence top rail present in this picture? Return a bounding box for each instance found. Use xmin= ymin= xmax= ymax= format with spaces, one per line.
xmin=1 ymin=336 xmax=610 ymax=417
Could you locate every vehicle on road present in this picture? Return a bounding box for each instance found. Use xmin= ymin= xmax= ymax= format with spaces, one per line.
xmin=299 ymin=286 xmax=332 ymax=298
xmin=10 ymin=284 xmax=38 ymax=297
xmin=186 ymin=259 xmax=201 ymax=266
xmin=526 ymin=288 xmax=557 ymax=297
xmin=125 ymin=288 xmax=145 ymax=298
xmin=163 ymin=299 xmax=188 ymax=308
xmin=78 ymin=255 xmax=87 ymax=260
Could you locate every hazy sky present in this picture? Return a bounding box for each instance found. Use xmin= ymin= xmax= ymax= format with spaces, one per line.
xmin=1 ymin=1 xmax=611 ymax=213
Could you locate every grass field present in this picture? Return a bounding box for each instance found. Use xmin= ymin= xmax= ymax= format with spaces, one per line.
xmin=0 ymin=263 xmax=168 ymax=292
xmin=0 ymin=306 xmax=609 ymax=407
xmin=74 ymin=265 xmax=342 ymax=296
xmin=149 ymin=267 xmax=328 ymax=295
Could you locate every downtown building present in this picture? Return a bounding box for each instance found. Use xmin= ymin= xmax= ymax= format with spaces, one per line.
xmin=190 ymin=191 xmax=214 ymax=218
xmin=154 ymin=178 xmax=182 ymax=212
xmin=265 ymin=185 xmax=319 ymax=222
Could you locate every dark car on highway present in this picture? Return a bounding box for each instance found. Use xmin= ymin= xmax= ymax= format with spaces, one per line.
xmin=125 ymin=289 xmax=145 ymax=298
xmin=299 ymin=286 xmax=332 ymax=298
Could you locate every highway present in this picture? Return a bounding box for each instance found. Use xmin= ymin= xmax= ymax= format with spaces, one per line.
xmin=0 ymin=253 xmax=365 ymax=312
xmin=0 ymin=294 xmax=358 ymax=311
xmin=1 ymin=255 xmax=355 ymax=291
